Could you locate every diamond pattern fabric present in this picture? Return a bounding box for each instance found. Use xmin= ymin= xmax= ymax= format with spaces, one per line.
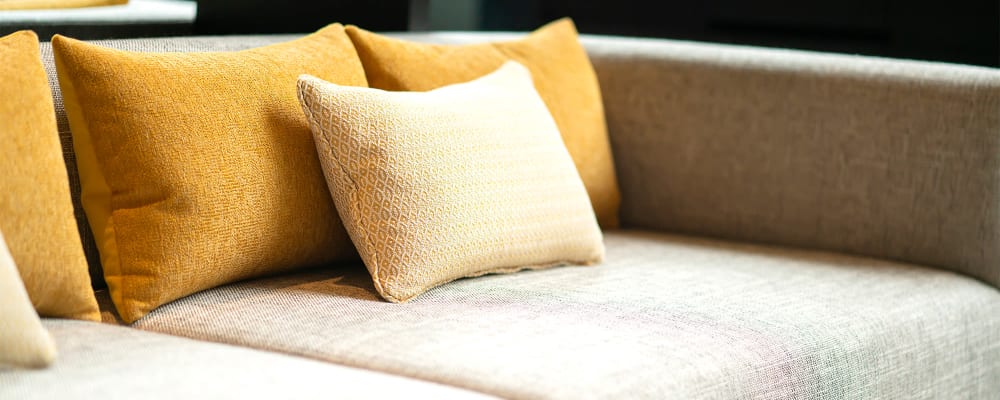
xmin=346 ymin=19 xmax=621 ymax=229
xmin=297 ymin=62 xmax=605 ymax=302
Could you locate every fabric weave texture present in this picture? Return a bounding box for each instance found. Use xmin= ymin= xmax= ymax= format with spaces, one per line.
xmin=52 ymin=24 xmax=366 ymax=322
xmin=297 ymin=62 xmax=604 ymax=302
xmin=38 ymin=34 xmax=306 ymax=289
xmin=581 ymin=34 xmax=1000 ymax=288
xmin=0 ymin=30 xmax=98 ymax=321
xmin=134 ymin=230 xmax=1000 ymax=399
xmin=0 ymin=320 xmax=495 ymax=399
xmin=346 ymin=18 xmax=621 ymax=229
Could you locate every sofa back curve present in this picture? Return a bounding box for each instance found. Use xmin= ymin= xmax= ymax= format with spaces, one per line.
xmin=39 ymin=32 xmax=1000 ymax=289
xmin=581 ymin=35 xmax=1000 ymax=288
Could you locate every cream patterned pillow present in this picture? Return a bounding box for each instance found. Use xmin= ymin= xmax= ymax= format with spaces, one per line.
xmin=298 ymin=61 xmax=605 ymax=302
xmin=0 ymin=229 xmax=57 ymax=368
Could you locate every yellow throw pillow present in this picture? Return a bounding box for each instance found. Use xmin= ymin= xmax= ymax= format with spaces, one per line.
xmin=0 ymin=30 xmax=99 ymax=322
xmin=53 ymin=24 xmax=366 ymax=323
xmin=0 ymin=0 xmax=126 ymax=10
xmin=298 ymin=61 xmax=605 ymax=303
xmin=345 ymin=18 xmax=621 ymax=229
xmin=0 ymin=229 xmax=58 ymax=369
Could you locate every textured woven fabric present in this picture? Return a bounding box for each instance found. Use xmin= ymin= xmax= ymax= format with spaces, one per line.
xmin=0 ymin=30 xmax=98 ymax=321
xmin=345 ymin=30 xmax=1000 ymax=289
xmin=39 ymin=35 xmax=302 ymax=289
xmin=38 ymin=30 xmax=1000 ymax=291
xmin=0 ymin=320 xmax=496 ymax=399
xmin=347 ymin=19 xmax=621 ymax=229
xmin=0 ymin=230 xmax=57 ymax=368
xmin=298 ymin=62 xmax=604 ymax=302
xmin=134 ymin=230 xmax=1000 ymax=399
xmin=580 ymin=35 xmax=1000 ymax=289
xmin=52 ymin=25 xmax=366 ymax=323
xmin=0 ymin=0 xmax=124 ymax=10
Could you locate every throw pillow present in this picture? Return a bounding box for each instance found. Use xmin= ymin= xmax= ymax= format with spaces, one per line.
xmin=0 ymin=30 xmax=99 ymax=321
xmin=297 ymin=61 xmax=605 ymax=303
xmin=52 ymin=24 xmax=365 ymax=323
xmin=0 ymin=229 xmax=58 ymax=369
xmin=345 ymin=18 xmax=621 ymax=228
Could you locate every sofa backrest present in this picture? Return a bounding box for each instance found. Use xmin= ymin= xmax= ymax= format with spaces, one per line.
xmin=580 ymin=35 xmax=1000 ymax=288
xmin=39 ymin=32 xmax=1000 ymax=289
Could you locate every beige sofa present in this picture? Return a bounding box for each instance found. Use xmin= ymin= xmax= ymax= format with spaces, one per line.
xmin=2 ymin=31 xmax=999 ymax=399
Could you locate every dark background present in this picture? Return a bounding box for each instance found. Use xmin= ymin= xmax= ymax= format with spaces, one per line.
xmin=195 ymin=0 xmax=998 ymax=67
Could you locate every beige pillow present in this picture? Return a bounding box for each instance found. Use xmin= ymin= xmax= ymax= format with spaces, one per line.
xmin=298 ymin=61 xmax=605 ymax=302
xmin=0 ymin=229 xmax=57 ymax=369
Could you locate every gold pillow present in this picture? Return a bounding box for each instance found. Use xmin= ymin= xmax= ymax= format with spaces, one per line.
xmin=0 ymin=0 xmax=126 ymax=10
xmin=345 ymin=18 xmax=621 ymax=228
xmin=298 ymin=61 xmax=605 ymax=303
xmin=0 ymin=229 xmax=58 ymax=369
xmin=53 ymin=24 xmax=365 ymax=323
xmin=0 ymin=30 xmax=99 ymax=321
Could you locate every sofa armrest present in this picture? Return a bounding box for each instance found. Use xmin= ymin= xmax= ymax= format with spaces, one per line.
xmin=584 ymin=36 xmax=1000 ymax=288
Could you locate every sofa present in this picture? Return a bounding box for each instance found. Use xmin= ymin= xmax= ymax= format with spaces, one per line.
xmin=1 ymin=25 xmax=999 ymax=399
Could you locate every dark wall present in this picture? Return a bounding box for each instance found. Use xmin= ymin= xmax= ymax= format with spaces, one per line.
xmin=193 ymin=0 xmax=998 ymax=67
xmin=483 ymin=0 xmax=999 ymax=67
xmin=195 ymin=0 xmax=409 ymax=35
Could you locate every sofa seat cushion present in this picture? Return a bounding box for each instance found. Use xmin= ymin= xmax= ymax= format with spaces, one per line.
xmin=132 ymin=230 xmax=1000 ymax=399
xmin=0 ymin=320 xmax=495 ymax=399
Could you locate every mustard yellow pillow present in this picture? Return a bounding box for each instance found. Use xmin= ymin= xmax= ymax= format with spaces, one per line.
xmin=0 ymin=0 xmax=126 ymax=10
xmin=0 ymin=229 xmax=57 ymax=369
xmin=298 ymin=62 xmax=605 ymax=303
xmin=0 ymin=30 xmax=99 ymax=322
xmin=346 ymin=18 xmax=621 ymax=229
xmin=53 ymin=24 xmax=365 ymax=323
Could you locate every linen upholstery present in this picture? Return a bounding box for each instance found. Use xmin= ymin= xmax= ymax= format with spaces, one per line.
xmin=351 ymin=30 xmax=1000 ymax=289
xmin=0 ymin=30 xmax=98 ymax=321
xmin=347 ymin=19 xmax=621 ymax=229
xmin=38 ymin=30 xmax=1000 ymax=291
xmin=52 ymin=25 xmax=365 ymax=322
xmin=133 ymin=230 xmax=1000 ymax=399
xmin=582 ymin=35 xmax=1000 ymax=288
xmin=0 ymin=230 xmax=57 ymax=368
xmin=298 ymin=63 xmax=604 ymax=302
xmin=0 ymin=320 xmax=496 ymax=400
